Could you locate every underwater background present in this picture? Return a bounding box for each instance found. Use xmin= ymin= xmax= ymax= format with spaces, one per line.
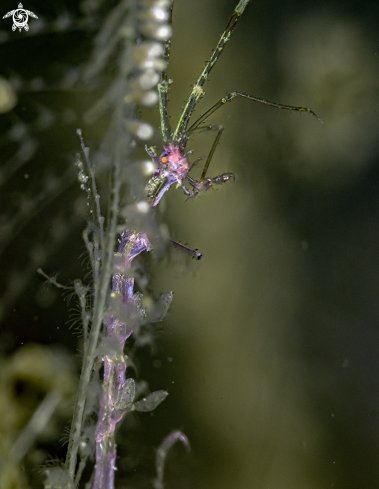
xmin=1 ymin=0 xmax=379 ymax=487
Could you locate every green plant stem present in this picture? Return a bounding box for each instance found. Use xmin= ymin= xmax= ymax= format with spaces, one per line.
xmin=65 ymin=145 xmax=123 ymax=486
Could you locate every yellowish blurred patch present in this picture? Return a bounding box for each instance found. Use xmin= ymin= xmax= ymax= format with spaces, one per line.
xmin=0 ymin=77 xmax=17 ymax=114
xmin=0 ymin=344 xmax=76 ymax=489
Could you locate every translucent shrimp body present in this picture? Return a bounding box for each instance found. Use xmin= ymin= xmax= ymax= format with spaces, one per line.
xmin=147 ymin=144 xmax=190 ymax=207
xmin=144 ymin=0 xmax=320 ymax=208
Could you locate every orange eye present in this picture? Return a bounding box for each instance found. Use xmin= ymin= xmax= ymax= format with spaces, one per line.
xmin=161 ymin=156 xmax=168 ymax=163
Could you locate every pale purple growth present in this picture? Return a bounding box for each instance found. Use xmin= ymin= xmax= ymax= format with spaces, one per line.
xmin=118 ymin=229 xmax=151 ymax=267
xmin=112 ymin=230 xmax=151 ymax=311
xmin=92 ymin=230 xmax=150 ymax=489
xmin=154 ymin=430 xmax=191 ymax=489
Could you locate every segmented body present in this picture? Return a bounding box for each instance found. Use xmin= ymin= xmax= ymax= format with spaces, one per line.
xmin=144 ymin=0 xmax=319 ymax=208
xmin=146 ymin=144 xmax=190 ymax=207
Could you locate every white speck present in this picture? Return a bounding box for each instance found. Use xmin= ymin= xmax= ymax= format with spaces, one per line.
xmin=136 ymin=201 xmax=150 ymax=213
xmin=127 ymin=121 xmax=154 ymax=140
xmin=139 ymin=69 xmax=160 ymax=90
xmin=141 ymin=160 xmax=156 ymax=175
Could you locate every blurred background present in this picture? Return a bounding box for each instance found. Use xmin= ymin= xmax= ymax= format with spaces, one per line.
xmin=1 ymin=0 xmax=379 ymax=488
